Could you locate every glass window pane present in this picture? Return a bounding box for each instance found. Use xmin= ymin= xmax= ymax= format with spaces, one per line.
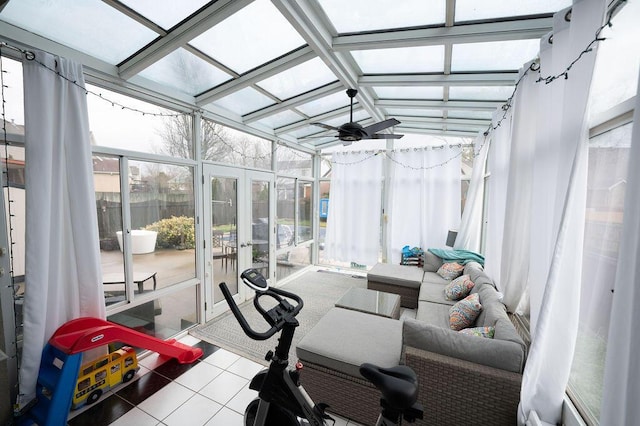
xmin=108 ymin=285 xmax=197 ymax=340
xmin=374 ymin=86 xmax=443 ymax=99
xmin=276 ymin=245 xmax=311 ymax=281
xmin=2 ymin=58 xmax=24 ymax=126
xmin=256 ymin=57 xmax=337 ymax=100
xmin=447 ymin=110 xmax=493 ymax=120
xmin=277 ymin=177 xmax=295 ymax=250
xmin=251 ymin=179 xmax=270 ymax=280
xmin=297 ymin=181 xmax=313 ymax=244
xmin=277 ymin=145 xmax=312 ymax=177
xmin=296 ymin=92 xmax=350 ymax=116
xmin=451 ymin=40 xmax=539 ymax=72
xmin=120 ymin=0 xmax=209 ymax=30
xmin=94 ymin=155 xmax=125 ymax=307
xmin=449 ymin=86 xmax=513 ymax=101
xmin=202 ymin=120 xmax=272 ymax=170
xmin=589 ymin=0 xmax=640 ymax=118
xmin=455 ymin=0 xmax=572 ymax=23
xmin=255 ymin=110 xmax=305 ymax=129
xmin=87 ymin=85 xmax=193 ymax=158
xmin=385 ymin=108 xmax=443 ymax=118
xmin=0 ymin=0 xmax=157 ymax=64
xmin=318 ymin=0 xmax=445 ymax=33
xmin=352 ymin=46 xmax=445 ymax=73
xmin=129 ymin=161 xmax=196 ymax=291
xmin=568 ymin=123 xmax=632 ymax=423
xmin=139 ymin=48 xmax=232 ymax=96
xmin=190 ymin=0 xmax=305 ymax=74
xmin=210 ymin=87 xmax=275 ymax=116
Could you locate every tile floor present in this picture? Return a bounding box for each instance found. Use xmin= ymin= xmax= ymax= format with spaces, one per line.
xmin=66 ymin=335 xmax=363 ymax=426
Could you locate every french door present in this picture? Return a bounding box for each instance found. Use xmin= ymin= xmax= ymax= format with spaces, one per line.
xmin=203 ymin=164 xmax=275 ymax=320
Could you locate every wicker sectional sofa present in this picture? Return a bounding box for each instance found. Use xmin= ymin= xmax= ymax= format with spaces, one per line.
xmin=296 ymin=257 xmax=527 ymax=425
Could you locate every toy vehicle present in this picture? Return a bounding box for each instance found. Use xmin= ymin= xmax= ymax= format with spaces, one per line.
xmin=71 ymin=346 xmax=139 ymax=409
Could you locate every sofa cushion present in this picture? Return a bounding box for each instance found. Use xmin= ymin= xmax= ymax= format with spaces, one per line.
xmin=449 ymin=293 xmax=482 ymax=331
xmin=368 ymin=263 xmax=424 ymax=289
xmin=474 ymin=284 xmax=503 ymax=326
xmin=296 ymin=307 xmax=403 ymax=378
xmin=421 ymin=271 xmax=449 ymax=286
xmin=416 ymin=301 xmax=451 ymax=327
xmin=418 ymin=283 xmax=455 ymax=306
xmin=403 ymin=318 xmax=525 ymax=373
xmin=444 ymin=275 xmax=475 ymax=300
xmin=437 ymin=262 xmax=465 ymax=280
xmin=422 ymin=250 xmax=443 ymax=272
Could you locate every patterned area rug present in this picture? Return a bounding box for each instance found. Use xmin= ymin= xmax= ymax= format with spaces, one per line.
xmin=190 ymin=270 xmax=366 ymax=365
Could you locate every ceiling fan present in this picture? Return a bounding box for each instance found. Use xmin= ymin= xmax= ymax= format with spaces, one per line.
xmin=306 ymin=88 xmax=404 ymax=145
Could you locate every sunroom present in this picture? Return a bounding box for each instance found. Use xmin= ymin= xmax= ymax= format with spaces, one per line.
xmin=0 ymin=0 xmax=638 ymax=425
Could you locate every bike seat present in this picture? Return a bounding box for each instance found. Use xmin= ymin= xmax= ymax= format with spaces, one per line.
xmin=359 ymin=363 xmax=418 ymax=410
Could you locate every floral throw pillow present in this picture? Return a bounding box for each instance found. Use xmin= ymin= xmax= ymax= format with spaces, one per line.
xmin=449 ymin=293 xmax=482 ymax=331
xmin=444 ymin=274 xmax=475 ymax=300
xmin=459 ymin=326 xmax=495 ymax=338
xmin=437 ymin=262 xmax=465 ymax=280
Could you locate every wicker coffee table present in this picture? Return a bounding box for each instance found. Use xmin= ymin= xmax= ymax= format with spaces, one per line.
xmin=335 ymin=287 xmax=401 ymax=319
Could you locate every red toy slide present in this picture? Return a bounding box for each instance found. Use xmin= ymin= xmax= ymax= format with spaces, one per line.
xmin=49 ymin=317 xmax=203 ymax=363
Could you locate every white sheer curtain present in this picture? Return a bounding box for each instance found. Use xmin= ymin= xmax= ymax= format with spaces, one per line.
xmin=324 ymin=150 xmax=383 ymax=265
xmin=453 ymin=134 xmax=489 ymax=252
xmin=17 ymin=51 xmax=105 ymax=408
xmin=483 ymin=109 xmax=512 ymax=289
xmin=599 ymin=72 xmax=640 ymax=425
xmin=387 ymin=145 xmax=461 ymax=264
xmin=519 ymin=0 xmax=605 ymax=424
xmin=500 ymin=61 xmax=539 ymax=313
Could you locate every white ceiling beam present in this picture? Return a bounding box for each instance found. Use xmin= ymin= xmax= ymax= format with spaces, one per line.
xmin=272 ymin=0 xmax=385 ymax=124
xmin=359 ymin=72 xmax=518 ymax=87
xmin=333 ymin=16 xmax=553 ymax=51
xmin=118 ymin=0 xmax=255 ymax=79
xmin=194 ymin=46 xmax=316 ymax=106
xmin=376 ymin=99 xmax=502 ymax=111
xmin=243 ymin=81 xmax=344 ymax=123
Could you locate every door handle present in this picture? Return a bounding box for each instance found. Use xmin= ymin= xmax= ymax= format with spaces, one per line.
xmin=240 ymin=242 xmax=253 ymax=248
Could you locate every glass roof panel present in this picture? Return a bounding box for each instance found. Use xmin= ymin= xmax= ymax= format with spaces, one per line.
xmin=385 ymin=108 xmax=443 ymax=118
xmin=119 ymin=0 xmax=209 ymax=30
xmin=449 ymin=86 xmax=514 ymax=101
xmin=296 ymin=92 xmax=350 ymax=116
xmin=321 ymin=110 xmax=370 ymax=127
xmin=210 ymin=87 xmax=275 ymax=116
xmin=451 ymin=40 xmax=539 ymax=72
xmin=373 ymin=86 xmax=443 ymax=99
xmin=190 ymin=0 xmax=305 ymax=74
xmin=447 ymin=110 xmax=494 ymax=119
xmin=138 ymin=48 xmax=232 ymax=96
xmin=255 ymin=110 xmax=305 ymax=129
xmin=351 ymin=46 xmax=445 ymax=73
xmin=256 ymin=57 xmax=337 ymax=100
xmin=455 ymin=0 xmax=572 ymax=23
xmin=317 ymin=0 xmax=446 ymax=33
xmin=0 ymin=0 xmax=157 ymax=64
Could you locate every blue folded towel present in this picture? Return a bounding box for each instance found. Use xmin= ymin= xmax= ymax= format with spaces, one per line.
xmin=427 ymin=248 xmax=485 ymax=266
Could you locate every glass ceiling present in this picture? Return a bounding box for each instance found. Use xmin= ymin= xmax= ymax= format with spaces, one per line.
xmin=0 ymin=0 xmax=576 ymax=150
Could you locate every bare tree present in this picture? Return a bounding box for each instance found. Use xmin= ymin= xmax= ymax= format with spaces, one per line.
xmin=157 ymin=115 xmax=232 ymax=161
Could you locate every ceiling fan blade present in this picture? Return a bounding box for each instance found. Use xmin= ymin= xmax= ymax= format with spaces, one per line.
xmin=362 ymin=118 xmax=400 ymax=136
xmin=369 ymin=133 xmax=404 ymax=139
xmin=311 ymin=122 xmax=340 ymax=131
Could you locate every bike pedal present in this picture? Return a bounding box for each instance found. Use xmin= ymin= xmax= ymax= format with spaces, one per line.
xmin=313 ymin=403 xmax=335 ymax=424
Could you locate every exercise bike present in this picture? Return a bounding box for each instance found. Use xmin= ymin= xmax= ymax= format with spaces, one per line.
xmin=219 ymin=268 xmax=423 ymax=426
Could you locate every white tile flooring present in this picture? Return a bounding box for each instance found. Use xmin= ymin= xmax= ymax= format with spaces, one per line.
xmin=104 ymin=334 xmax=362 ymax=426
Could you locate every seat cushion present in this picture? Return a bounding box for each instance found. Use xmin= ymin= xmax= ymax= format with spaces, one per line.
xmin=367 ymin=263 xmax=424 ymax=289
xmin=418 ymin=283 xmax=455 ymax=306
xmin=415 ymin=301 xmax=451 ymax=328
xmin=421 ymin=271 xmax=449 ymax=286
xmin=296 ymin=307 xmax=403 ymax=378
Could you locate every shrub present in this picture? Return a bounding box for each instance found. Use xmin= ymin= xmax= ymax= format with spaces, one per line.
xmin=144 ymin=216 xmax=195 ymax=249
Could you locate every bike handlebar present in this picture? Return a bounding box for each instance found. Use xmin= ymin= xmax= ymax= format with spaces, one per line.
xmin=219 ymin=282 xmax=303 ymax=341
